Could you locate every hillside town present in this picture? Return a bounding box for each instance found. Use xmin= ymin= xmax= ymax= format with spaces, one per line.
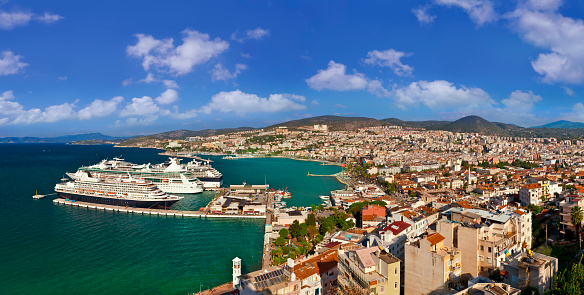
xmin=131 ymin=124 xmax=584 ymax=295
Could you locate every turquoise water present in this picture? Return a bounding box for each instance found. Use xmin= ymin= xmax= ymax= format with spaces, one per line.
xmin=0 ymin=144 xmax=343 ymax=295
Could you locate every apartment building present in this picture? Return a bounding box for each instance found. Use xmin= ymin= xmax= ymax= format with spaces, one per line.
xmin=519 ymin=183 xmax=543 ymax=206
xmin=337 ymin=245 xmax=401 ymax=295
xmin=404 ymin=233 xmax=462 ymax=295
xmin=437 ymin=208 xmax=528 ymax=277
xmin=501 ymin=251 xmax=558 ymax=295
xmin=558 ymin=196 xmax=584 ymax=235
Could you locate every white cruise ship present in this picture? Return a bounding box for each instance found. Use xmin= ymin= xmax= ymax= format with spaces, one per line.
xmin=74 ymin=157 xmax=204 ymax=194
xmin=183 ymin=159 xmax=223 ymax=189
xmin=55 ymin=172 xmax=182 ymax=208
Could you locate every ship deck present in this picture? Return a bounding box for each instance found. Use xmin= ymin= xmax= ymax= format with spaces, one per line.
xmin=52 ymin=198 xmax=265 ymax=219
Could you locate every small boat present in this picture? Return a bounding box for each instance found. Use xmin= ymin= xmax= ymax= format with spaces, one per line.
xmin=32 ymin=190 xmax=45 ymax=199
xmin=319 ymin=195 xmax=330 ymax=200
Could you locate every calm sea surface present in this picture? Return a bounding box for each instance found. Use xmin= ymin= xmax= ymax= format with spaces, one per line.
xmin=0 ymin=144 xmax=343 ymax=295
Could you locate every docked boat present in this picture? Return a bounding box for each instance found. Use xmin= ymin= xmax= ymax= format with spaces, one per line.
xmin=55 ymin=172 xmax=182 ymax=208
xmin=74 ymin=157 xmax=204 ymax=194
xmin=183 ymin=159 xmax=223 ymax=189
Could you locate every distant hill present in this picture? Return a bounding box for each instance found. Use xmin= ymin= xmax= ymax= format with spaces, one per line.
xmin=267 ymin=115 xmax=383 ymax=131
xmin=531 ymin=120 xmax=584 ymax=129
xmin=380 ymin=118 xmax=450 ymax=129
xmin=432 ymin=115 xmax=510 ymax=136
xmin=0 ymin=133 xmax=126 ymax=143
xmin=118 ymin=127 xmax=256 ymax=146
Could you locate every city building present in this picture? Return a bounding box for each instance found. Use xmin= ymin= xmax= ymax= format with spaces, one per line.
xmin=338 ymin=245 xmax=401 ymax=295
xmin=501 ymin=251 xmax=558 ymax=295
xmin=404 ymin=233 xmax=462 ymax=295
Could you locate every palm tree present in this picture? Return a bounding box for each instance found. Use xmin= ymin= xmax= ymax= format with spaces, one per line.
xmin=571 ymin=206 xmax=583 ymax=250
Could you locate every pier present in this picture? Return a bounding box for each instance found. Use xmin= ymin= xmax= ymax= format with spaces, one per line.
xmin=306 ymin=172 xmax=340 ymax=177
xmin=52 ymin=198 xmax=265 ymax=219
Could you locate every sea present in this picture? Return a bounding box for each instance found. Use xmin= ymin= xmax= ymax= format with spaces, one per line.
xmin=0 ymin=144 xmax=343 ymax=295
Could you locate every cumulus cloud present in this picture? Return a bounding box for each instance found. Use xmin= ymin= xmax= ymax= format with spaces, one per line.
xmin=500 ymin=90 xmax=542 ymax=112
xmin=0 ymin=10 xmax=63 ymax=30
xmin=163 ymin=80 xmax=178 ymax=89
xmin=306 ymin=61 xmax=389 ymax=96
xmin=392 ymin=80 xmax=495 ymax=111
xmin=508 ymin=5 xmax=584 ymax=84
xmin=364 ymin=49 xmax=414 ymax=76
xmin=211 ymin=63 xmax=247 ymax=81
xmin=412 ymin=6 xmax=436 ymax=24
xmin=122 ymin=73 xmax=179 ymax=89
xmin=0 ymin=50 xmax=28 ymax=76
xmin=435 ymin=0 xmax=497 ymax=26
xmin=0 ymin=91 xmax=128 ymax=125
xmin=120 ymin=96 xmax=169 ymax=117
xmin=78 ymin=96 xmax=124 ymax=120
xmin=127 ymin=29 xmax=229 ymax=75
xmin=563 ymin=86 xmax=575 ymax=96
xmin=523 ymin=0 xmax=563 ymax=11
xmin=232 ymin=27 xmax=270 ymax=42
xmin=115 ymin=116 xmax=159 ymax=127
xmin=155 ymin=89 xmax=179 ymax=105
xmin=201 ymin=90 xmax=306 ymax=115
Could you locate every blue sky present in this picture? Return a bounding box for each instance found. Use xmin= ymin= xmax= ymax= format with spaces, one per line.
xmin=1 ymin=0 xmax=584 ymax=137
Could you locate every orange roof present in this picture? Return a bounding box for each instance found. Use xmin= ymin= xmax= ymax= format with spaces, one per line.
xmin=514 ymin=209 xmax=526 ymax=215
xmin=426 ymin=233 xmax=445 ymax=246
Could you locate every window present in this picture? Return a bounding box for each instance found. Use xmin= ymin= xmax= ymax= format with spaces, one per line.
xmin=488 ymin=247 xmax=492 ymax=253
xmin=395 ymin=282 xmax=398 ymax=289
xmin=380 ymin=285 xmax=384 ymax=293
xmin=480 ymin=245 xmax=484 ymax=251
xmin=480 ymin=255 xmax=484 ymax=262
xmin=487 ymin=257 xmax=492 ymax=264
xmin=395 ymin=267 xmax=398 ymax=275
xmin=294 ymin=285 xmax=299 ymax=291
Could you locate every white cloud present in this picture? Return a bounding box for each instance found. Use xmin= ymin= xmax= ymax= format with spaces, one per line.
xmin=211 ymin=63 xmax=247 ymax=81
xmin=562 ymin=102 xmax=584 ymax=122
xmin=155 ymin=89 xmax=179 ymax=105
xmin=563 ymin=86 xmax=575 ymax=96
xmin=335 ymin=104 xmax=347 ymax=108
xmin=0 ymin=50 xmax=28 ymax=75
xmin=364 ymin=49 xmax=414 ymax=76
xmin=412 ymin=6 xmax=436 ymax=24
xmin=508 ymin=4 xmax=584 ymax=83
xmin=500 ymin=90 xmax=542 ymax=112
xmin=0 ymin=90 xmax=22 ymax=115
xmin=524 ymin=0 xmax=563 ymax=11
xmin=120 ymin=96 xmax=169 ymax=117
xmin=57 ymin=76 xmax=67 ymax=81
xmin=115 ymin=116 xmax=159 ymax=127
xmin=201 ymin=90 xmax=306 ymax=115
xmin=141 ymin=73 xmax=157 ymax=83
xmin=35 ymin=12 xmax=63 ymax=24
xmin=127 ymin=29 xmax=229 ymax=75
xmin=435 ymin=0 xmax=497 ymax=26
xmin=232 ymin=27 xmax=270 ymax=42
xmin=78 ymin=96 xmax=124 ymax=120
xmin=311 ymin=99 xmax=320 ymax=105
xmin=0 ymin=11 xmax=32 ymax=29
xmin=0 ymin=10 xmax=62 ymax=29
xmin=306 ymin=61 xmax=389 ymax=96
xmin=12 ymin=101 xmax=77 ymax=124
xmin=163 ymin=80 xmax=178 ymax=89
xmin=392 ymin=80 xmax=495 ymax=110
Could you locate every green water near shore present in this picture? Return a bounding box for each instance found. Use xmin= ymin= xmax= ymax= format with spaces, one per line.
xmin=0 ymin=144 xmax=343 ymax=295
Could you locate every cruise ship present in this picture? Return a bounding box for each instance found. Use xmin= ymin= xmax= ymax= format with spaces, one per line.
xmin=183 ymin=159 xmax=223 ymax=189
xmin=55 ymin=172 xmax=183 ymax=208
xmin=74 ymin=157 xmax=204 ymax=194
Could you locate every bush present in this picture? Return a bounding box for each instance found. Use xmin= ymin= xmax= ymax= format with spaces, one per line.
xmin=275 ymin=237 xmax=285 ymax=246
xmin=279 ymin=228 xmax=289 ymax=239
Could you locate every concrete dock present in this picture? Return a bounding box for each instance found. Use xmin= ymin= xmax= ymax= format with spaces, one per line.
xmin=52 ymin=198 xmax=265 ymax=219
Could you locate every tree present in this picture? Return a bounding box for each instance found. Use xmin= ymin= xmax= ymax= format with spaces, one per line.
xmin=572 ymin=206 xmax=583 ymax=250
xmin=489 ymin=269 xmax=502 ymax=282
xmin=279 ymin=228 xmax=289 ymax=239
xmin=275 ymin=237 xmax=285 ymax=246
xmin=521 ymin=286 xmax=540 ymax=295
xmin=307 ymin=225 xmax=318 ymax=238
xmin=310 ymin=204 xmax=317 ymax=212
xmin=290 ymin=220 xmax=301 ymax=238
xmin=548 ymin=258 xmax=584 ymax=295
xmin=299 ymin=223 xmax=308 ymax=238
xmin=306 ymin=213 xmax=316 ymax=227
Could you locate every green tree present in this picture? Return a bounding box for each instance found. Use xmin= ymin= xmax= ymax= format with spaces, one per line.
xmin=572 ymin=206 xmax=583 ymax=250
xmin=306 ymin=213 xmax=316 ymax=227
xmin=275 ymin=237 xmax=285 ymax=246
xmin=279 ymin=228 xmax=289 ymax=239
xmin=289 ymin=220 xmax=301 ymax=238
xmin=299 ymin=223 xmax=308 ymax=238
xmin=310 ymin=204 xmax=317 ymax=212
xmin=307 ymin=225 xmax=318 ymax=238
xmin=548 ymin=258 xmax=584 ymax=295
xmin=521 ymin=286 xmax=540 ymax=295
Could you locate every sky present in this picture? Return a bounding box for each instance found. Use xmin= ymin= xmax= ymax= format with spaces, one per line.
xmin=2 ymin=0 xmax=584 ymax=137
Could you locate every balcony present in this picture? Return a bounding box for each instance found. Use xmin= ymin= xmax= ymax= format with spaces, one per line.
xmin=338 ymin=253 xmax=387 ymax=289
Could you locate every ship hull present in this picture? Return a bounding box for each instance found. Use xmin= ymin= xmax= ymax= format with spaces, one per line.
xmin=197 ymin=176 xmax=223 ymax=189
xmin=56 ymin=192 xmax=180 ymax=208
